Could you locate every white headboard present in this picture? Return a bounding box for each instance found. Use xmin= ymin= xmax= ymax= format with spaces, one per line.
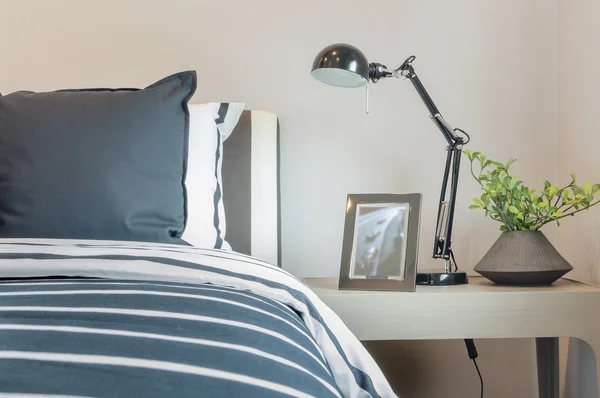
xmin=222 ymin=110 xmax=280 ymax=266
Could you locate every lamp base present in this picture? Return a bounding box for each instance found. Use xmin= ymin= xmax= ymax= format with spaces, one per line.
xmin=416 ymin=270 xmax=468 ymax=286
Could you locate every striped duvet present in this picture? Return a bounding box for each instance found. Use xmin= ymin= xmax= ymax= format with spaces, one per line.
xmin=0 ymin=239 xmax=396 ymax=398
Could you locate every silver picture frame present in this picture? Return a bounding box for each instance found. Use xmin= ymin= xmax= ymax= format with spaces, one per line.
xmin=339 ymin=193 xmax=422 ymax=291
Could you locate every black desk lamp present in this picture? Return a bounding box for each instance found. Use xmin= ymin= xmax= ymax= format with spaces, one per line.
xmin=312 ymin=43 xmax=469 ymax=285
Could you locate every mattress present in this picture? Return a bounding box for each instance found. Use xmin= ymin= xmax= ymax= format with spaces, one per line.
xmin=0 ymin=239 xmax=395 ymax=398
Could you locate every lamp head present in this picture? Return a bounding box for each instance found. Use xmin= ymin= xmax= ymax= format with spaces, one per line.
xmin=311 ymin=43 xmax=370 ymax=88
xmin=311 ymin=43 xmax=403 ymax=87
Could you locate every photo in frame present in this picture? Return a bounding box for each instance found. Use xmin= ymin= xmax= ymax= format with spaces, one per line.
xmin=339 ymin=193 xmax=422 ymax=291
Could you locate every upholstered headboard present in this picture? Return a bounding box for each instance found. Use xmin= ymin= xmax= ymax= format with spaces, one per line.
xmin=222 ymin=110 xmax=281 ymax=266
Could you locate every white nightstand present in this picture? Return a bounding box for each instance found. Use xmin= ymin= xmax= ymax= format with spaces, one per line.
xmin=303 ymin=276 xmax=600 ymax=398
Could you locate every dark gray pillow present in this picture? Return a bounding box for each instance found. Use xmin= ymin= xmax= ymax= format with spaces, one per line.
xmin=0 ymin=71 xmax=196 ymax=244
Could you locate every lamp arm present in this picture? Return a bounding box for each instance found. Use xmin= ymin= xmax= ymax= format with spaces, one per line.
xmin=394 ymin=56 xmax=465 ymax=264
xmin=395 ymin=58 xmax=462 ymax=147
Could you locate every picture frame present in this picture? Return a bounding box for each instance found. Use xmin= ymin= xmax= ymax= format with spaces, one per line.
xmin=339 ymin=193 xmax=422 ymax=291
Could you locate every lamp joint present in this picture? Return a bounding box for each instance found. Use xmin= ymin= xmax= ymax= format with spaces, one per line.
xmin=368 ymin=63 xmax=400 ymax=83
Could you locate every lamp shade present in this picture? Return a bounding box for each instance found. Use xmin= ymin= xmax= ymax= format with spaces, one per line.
xmin=311 ymin=43 xmax=369 ymax=88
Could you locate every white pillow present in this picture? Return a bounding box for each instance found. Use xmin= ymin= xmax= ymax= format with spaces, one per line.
xmin=182 ymin=102 xmax=245 ymax=249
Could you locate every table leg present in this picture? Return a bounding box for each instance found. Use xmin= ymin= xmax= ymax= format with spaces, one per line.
xmin=564 ymin=337 xmax=599 ymax=398
xmin=536 ymin=337 xmax=559 ymax=398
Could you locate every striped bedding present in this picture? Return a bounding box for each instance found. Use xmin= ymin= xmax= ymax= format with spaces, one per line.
xmin=0 ymin=239 xmax=396 ymax=398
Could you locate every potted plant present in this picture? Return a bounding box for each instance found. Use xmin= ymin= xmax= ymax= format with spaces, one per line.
xmin=465 ymin=149 xmax=600 ymax=285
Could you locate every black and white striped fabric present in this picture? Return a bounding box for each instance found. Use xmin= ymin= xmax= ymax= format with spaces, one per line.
xmin=0 ymin=239 xmax=396 ymax=398
xmin=183 ymin=103 xmax=245 ymax=251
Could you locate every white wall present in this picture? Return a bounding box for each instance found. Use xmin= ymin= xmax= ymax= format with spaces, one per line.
xmin=0 ymin=0 xmax=559 ymax=396
xmin=558 ymin=0 xmax=600 ymax=396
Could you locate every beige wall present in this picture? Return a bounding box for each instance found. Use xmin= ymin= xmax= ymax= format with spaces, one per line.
xmin=0 ymin=0 xmax=559 ymax=396
xmin=365 ymin=339 xmax=537 ymax=398
xmin=558 ymin=0 xmax=600 ymax=397
xmin=557 ymin=0 xmax=600 ymax=285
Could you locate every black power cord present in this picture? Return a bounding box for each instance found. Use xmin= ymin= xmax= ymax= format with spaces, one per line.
xmin=472 ymin=358 xmax=483 ymax=398
xmin=464 ymin=339 xmax=484 ymax=398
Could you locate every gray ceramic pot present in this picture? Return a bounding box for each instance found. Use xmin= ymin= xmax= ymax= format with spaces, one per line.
xmin=474 ymin=231 xmax=573 ymax=285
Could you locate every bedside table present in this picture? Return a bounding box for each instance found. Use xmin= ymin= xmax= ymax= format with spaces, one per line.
xmin=303 ymin=276 xmax=600 ymax=398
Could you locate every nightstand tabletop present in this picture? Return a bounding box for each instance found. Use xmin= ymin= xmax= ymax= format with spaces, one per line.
xmin=305 ymin=275 xmax=598 ymax=295
xmin=302 ymin=276 xmax=600 ymax=341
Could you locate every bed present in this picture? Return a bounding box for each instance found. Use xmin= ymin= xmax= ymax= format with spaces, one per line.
xmin=0 ymin=72 xmax=396 ymax=398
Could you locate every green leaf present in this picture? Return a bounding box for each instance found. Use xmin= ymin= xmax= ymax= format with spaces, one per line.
xmin=530 ymin=225 xmax=538 ymax=231
xmin=463 ymin=148 xmax=473 ymax=160
xmin=506 ymin=158 xmax=517 ymax=170
xmin=508 ymin=205 xmax=520 ymax=214
xmin=469 ymin=204 xmax=481 ymax=210
xmin=549 ymin=185 xmax=559 ymax=199
xmin=571 ymin=171 xmax=577 ymax=182
xmin=514 ymin=189 xmax=522 ymax=200
xmin=508 ymin=176 xmax=517 ymax=189
xmin=593 ymin=184 xmax=600 ymax=195
xmin=500 ymin=225 xmax=509 ymax=232
xmin=481 ymin=194 xmax=491 ymax=206
xmin=584 ymin=183 xmax=591 ymax=195
xmin=550 ymin=211 xmax=564 ymax=217
xmin=573 ymin=185 xmax=585 ymax=195
xmin=472 ymin=198 xmax=484 ymax=206
xmin=563 ymin=190 xmax=569 ymax=201
xmin=544 ymin=179 xmax=551 ymax=190
xmin=536 ymin=200 xmax=548 ymax=209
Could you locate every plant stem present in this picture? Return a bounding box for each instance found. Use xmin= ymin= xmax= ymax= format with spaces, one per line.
xmin=498 ymin=205 xmax=515 ymax=230
xmin=560 ymin=204 xmax=575 ymax=214
xmin=486 ymin=197 xmax=513 ymax=230
xmin=536 ymin=198 xmax=600 ymax=228
xmin=536 ymin=204 xmax=585 ymax=228
xmin=553 ymin=199 xmax=600 ymax=221
xmin=553 ymin=183 xmax=573 ymax=208
xmin=553 ymin=194 xmax=562 ymax=208
xmin=470 ymin=160 xmax=483 ymax=187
